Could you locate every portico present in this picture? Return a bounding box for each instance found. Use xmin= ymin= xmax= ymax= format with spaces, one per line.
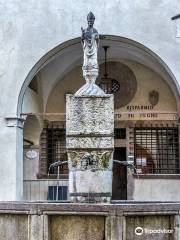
xmin=10 ymin=36 xmax=177 ymax=202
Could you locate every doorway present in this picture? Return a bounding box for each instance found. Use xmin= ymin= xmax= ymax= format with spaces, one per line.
xmin=112 ymin=147 xmax=127 ymax=200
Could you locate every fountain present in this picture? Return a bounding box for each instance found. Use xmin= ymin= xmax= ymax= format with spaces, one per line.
xmin=47 ymin=13 xmax=138 ymax=203
xmin=66 ymin=12 xmax=114 ymax=203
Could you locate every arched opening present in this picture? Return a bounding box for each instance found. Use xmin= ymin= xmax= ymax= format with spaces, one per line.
xmin=20 ymin=36 xmax=180 ymax=201
xmin=18 ymin=35 xmax=180 ymax=115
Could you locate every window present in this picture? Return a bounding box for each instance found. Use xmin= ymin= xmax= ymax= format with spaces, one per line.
xmin=39 ymin=125 xmax=68 ymax=176
xmin=114 ymin=128 xmax=126 ymax=139
xmin=134 ymin=127 xmax=179 ymax=174
xmin=47 ymin=128 xmax=68 ymax=174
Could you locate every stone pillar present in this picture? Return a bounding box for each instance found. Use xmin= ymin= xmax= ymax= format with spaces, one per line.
xmin=66 ymin=94 xmax=114 ymax=202
xmin=105 ymin=211 xmax=126 ymax=240
xmin=43 ymin=215 xmax=50 ymax=240
xmin=0 ymin=116 xmax=25 ymax=200
xmin=174 ymin=214 xmax=180 ymax=240
xmin=29 ymin=215 xmax=43 ymax=240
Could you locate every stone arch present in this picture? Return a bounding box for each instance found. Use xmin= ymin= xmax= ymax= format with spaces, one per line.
xmin=18 ymin=35 xmax=180 ymax=115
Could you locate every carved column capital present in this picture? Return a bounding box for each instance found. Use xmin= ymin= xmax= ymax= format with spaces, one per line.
xmin=5 ymin=116 xmax=26 ymax=129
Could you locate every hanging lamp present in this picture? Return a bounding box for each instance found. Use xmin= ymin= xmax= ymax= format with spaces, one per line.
xmin=99 ymin=46 xmax=120 ymax=94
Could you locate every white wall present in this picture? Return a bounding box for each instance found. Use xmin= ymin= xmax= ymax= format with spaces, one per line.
xmin=0 ymin=0 xmax=180 ymax=201
xmin=0 ymin=0 xmax=179 ymax=116
xmin=133 ymin=178 xmax=180 ymax=201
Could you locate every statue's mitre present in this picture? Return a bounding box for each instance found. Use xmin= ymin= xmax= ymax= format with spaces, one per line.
xmin=87 ymin=12 xmax=95 ymax=21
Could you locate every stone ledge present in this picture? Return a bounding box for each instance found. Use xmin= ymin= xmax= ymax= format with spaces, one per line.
xmin=0 ymin=202 xmax=180 ymax=215
xmin=133 ymin=174 xmax=180 ymax=179
xmin=5 ymin=116 xmax=26 ymax=128
xmin=70 ymin=94 xmax=113 ymax=98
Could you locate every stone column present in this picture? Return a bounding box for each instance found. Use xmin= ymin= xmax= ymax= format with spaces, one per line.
xmin=29 ymin=215 xmax=43 ymax=240
xmin=43 ymin=214 xmax=50 ymax=240
xmin=105 ymin=211 xmax=126 ymax=240
xmin=66 ymin=94 xmax=114 ymax=202
xmin=0 ymin=116 xmax=25 ymax=200
xmin=174 ymin=214 xmax=180 ymax=240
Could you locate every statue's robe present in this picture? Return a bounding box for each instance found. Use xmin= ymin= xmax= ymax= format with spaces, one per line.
xmin=82 ymin=27 xmax=99 ymax=71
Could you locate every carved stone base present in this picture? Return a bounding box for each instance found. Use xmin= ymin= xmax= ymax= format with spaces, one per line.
xmin=66 ymin=94 xmax=114 ymax=202
xmin=75 ymin=69 xmax=105 ymax=96
xmin=75 ymin=83 xmax=105 ymax=96
xmin=69 ymin=170 xmax=112 ymax=203
xmin=70 ymin=192 xmax=111 ymax=203
xmin=67 ymin=150 xmax=113 ymax=170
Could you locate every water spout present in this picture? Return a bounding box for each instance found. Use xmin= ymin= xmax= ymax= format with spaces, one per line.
xmin=47 ymin=160 xmax=68 ymax=201
xmin=113 ymin=159 xmax=139 ymax=177
xmin=48 ymin=160 xmax=68 ymax=173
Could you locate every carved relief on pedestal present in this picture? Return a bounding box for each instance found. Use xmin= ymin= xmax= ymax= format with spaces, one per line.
xmin=67 ymin=150 xmax=113 ymax=171
xmin=66 ymin=137 xmax=114 ymax=149
xmin=66 ymin=95 xmax=114 ymax=135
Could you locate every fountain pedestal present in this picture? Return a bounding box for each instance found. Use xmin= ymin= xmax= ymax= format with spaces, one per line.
xmin=66 ymin=94 xmax=114 ymax=202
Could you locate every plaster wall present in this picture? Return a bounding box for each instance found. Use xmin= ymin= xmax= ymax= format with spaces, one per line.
xmin=133 ymin=178 xmax=180 ymax=201
xmin=22 ymin=87 xmax=42 ymax=114
xmin=46 ymin=60 xmax=177 ymax=115
xmin=23 ymin=147 xmax=39 ymax=181
xmin=0 ymin=0 xmax=180 ymax=201
xmin=0 ymin=122 xmax=23 ymax=201
xmin=0 ymin=0 xmax=180 ymax=116
xmin=22 ymin=86 xmax=43 ymax=144
xmin=23 ymin=87 xmax=43 ymax=186
xmin=23 ymin=116 xmax=41 ymax=146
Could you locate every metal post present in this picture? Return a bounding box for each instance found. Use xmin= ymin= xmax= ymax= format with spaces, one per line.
xmin=56 ymin=166 xmax=60 ymax=201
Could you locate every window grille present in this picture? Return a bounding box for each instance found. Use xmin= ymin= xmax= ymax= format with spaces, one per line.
xmin=39 ymin=125 xmax=68 ymax=176
xmin=134 ymin=127 xmax=179 ymax=174
xmin=47 ymin=128 xmax=68 ymax=174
